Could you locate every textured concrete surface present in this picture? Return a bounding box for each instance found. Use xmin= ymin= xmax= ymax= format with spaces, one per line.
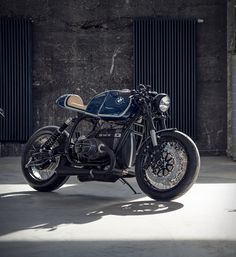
xmin=227 ymin=0 xmax=236 ymax=157
xmin=0 ymin=156 xmax=236 ymax=257
xmin=0 ymin=0 xmax=227 ymax=155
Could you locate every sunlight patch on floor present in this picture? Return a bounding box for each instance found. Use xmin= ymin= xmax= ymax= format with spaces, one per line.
xmin=0 ymin=184 xmax=236 ymax=242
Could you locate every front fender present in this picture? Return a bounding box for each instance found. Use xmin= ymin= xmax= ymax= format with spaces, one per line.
xmin=156 ymin=128 xmax=177 ymax=135
xmin=140 ymin=128 xmax=177 ymax=149
xmin=139 ymin=128 xmax=199 ymax=157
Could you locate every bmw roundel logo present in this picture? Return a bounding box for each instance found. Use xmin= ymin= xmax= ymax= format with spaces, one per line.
xmin=116 ymin=96 xmax=125 ymax=105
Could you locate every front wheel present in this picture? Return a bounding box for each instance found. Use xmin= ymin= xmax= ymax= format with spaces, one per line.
xmin=135 ymin=130 xmax=200 ymax=201
xmin=21 ymin=126 xmax=69 ymax=192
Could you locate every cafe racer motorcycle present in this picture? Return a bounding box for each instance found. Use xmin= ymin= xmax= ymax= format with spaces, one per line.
xmin=22 ymin=84 xmax=200 ymax=200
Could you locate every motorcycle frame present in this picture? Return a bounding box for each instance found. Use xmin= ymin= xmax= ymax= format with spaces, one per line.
xmin=64 ymin=111 xmax=141 ymax=164
xmin=61 ymin=103 xmax=167 ymax=168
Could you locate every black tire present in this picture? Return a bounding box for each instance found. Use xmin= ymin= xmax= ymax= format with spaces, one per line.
xmin=135 ymin=130 xmax=200 ymax=201
xmin=21 ymin=126 xmax=69 ymax=192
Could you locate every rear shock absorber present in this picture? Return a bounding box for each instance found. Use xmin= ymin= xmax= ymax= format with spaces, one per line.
xmin=42 ymin=117 xmax=73 ymax=149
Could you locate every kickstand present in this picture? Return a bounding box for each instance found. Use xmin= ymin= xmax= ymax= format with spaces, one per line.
xmin=119 ymin=178 xmax=141 ymax=195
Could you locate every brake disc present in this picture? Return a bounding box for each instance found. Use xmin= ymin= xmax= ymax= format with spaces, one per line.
xmin=144 ymin=140 xmax=188 ymax=190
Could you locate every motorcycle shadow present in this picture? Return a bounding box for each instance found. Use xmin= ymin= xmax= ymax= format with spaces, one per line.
xmin=0 ymin=187 xmax=183 ymax=236
xmin=86 ymin=200 xmax=183 ymax=217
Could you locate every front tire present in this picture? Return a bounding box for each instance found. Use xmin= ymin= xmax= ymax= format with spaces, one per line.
xmin=135 ymin=130 xmax=200 ymax=201
xmin=21 ymin=126 xmax=69 ymax=192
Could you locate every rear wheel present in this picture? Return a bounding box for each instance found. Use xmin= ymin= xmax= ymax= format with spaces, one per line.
xmin=135 ymin=130 xmax=200 ymax=200
xmin=21 ymin=126 xmax=69 ymax=192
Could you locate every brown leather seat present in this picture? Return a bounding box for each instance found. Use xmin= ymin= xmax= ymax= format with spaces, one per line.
xmin=66 ymin=95 xmax=87 ymax=111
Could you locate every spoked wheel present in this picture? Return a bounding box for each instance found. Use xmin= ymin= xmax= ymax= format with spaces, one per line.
xmin=135 ymin=130 xmax=200 ymax=201
xmin=22 ymin=126 xmax=69 ymax=192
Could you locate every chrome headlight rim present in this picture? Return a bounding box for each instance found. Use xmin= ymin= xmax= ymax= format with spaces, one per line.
xmin=159 ymin=95 xmax=170 ymax=112
xmin=153 ymin=94 xmax=170 ymax=113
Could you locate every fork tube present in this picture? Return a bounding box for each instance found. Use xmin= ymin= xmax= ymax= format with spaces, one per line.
xmin=146 ymin=104 xmax=158 ymax=147
xmin=150 ymin=129 xmax=158 ymax=146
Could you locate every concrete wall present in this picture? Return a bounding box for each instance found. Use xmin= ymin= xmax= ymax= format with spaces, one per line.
xmin=0 ymin=0 xmax=227 ymax=156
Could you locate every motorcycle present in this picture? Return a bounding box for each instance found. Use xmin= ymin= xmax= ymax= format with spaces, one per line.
xmin=22 ymin=84 xmax=200 ymax=200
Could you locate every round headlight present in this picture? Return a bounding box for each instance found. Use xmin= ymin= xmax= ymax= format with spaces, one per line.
xmin=159 ymin=95 xmax=170 ymax=112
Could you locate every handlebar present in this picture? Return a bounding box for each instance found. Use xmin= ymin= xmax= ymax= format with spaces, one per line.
xmin=130 ymin=84 xmax=157 ymax=100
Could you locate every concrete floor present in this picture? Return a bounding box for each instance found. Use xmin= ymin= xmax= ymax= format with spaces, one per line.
xmin=0 ymin=156 xmax=236 ymax=257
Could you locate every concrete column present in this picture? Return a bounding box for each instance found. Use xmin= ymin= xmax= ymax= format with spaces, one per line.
xmin=232 ymin=55 xmax=236 ymax=160
xmin=227 ymin=0 xmax=236 ymax=158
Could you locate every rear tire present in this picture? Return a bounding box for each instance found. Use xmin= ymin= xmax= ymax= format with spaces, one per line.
xmin=21 ymin=126 xmax=69 ymax=192
xmin=135 ymin=130 xmax=200 ymax=201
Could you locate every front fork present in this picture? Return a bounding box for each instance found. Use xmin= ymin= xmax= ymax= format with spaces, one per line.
xmin=150 ymin=129 xmax=158 ymax=147
xmin=146 ymin=105 xmax=166 ymax=147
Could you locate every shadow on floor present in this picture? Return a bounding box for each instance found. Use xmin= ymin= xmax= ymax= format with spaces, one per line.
xmin=0 ymin=186 xmax=183 ymax=236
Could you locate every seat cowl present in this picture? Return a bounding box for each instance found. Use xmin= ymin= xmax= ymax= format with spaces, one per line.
xmin=67 ymin=95 xmax=87 ymax=110
xmin=56 ymin=94 xmax=87 ymax=111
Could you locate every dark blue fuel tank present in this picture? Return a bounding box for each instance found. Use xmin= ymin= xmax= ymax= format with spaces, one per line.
xmin=56 ymin=89 xmax=139 ymax=121
xmin=86 ymin=89 xmax=138 ymax=121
